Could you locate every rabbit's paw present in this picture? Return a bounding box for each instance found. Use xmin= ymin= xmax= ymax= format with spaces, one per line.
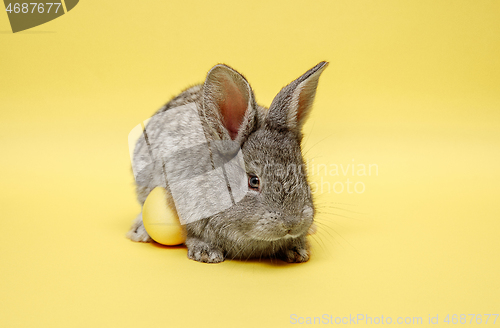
xmin=282 ymin=247 xmax=310 ymax=263
xmin=126 ymin=214 xmax=152 ymax=243
xmin=186 ymin=239 xmax=224 ymax=263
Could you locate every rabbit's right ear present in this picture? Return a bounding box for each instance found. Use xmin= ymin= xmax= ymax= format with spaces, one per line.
xmin=201 ymin=64 xmax=257 ymax=142
xmin=266 ymin=62 xmax=328 ymax=138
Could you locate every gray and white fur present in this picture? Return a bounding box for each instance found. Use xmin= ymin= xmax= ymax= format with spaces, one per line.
xmin=127 ymin=62 xmax=328 ymax=263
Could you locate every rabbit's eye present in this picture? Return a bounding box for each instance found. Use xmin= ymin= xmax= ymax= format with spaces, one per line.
xmin=248 ymin=175 xmax=260 ymax=190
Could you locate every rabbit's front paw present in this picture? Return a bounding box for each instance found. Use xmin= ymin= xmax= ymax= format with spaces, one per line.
xmin=186 ymin=239 xmax=224 ymax=263
xmin=282 ymin=247 xmax=310 ymax=263
xmin=126 ymin=214 xmax=152 ymax=243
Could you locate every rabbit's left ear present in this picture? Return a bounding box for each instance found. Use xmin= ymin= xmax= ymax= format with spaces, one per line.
xmin=266 ymin=62 xmax=328 ymax=136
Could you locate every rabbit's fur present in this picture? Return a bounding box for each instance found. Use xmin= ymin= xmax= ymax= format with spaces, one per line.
xmin=127 ymin=62 xmax=328 ymax=263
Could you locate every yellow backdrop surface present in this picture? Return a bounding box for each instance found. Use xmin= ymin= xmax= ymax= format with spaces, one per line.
xmin=1 ymin=1 xmax=499 ymax=327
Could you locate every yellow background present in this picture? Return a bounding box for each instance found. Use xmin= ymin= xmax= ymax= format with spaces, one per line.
xmin=1 ymin=1 xmax=499 ymax=327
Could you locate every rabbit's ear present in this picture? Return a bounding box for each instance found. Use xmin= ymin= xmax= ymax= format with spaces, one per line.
xmin=267 ymin=62 xmax=328 ymax=135
xmin=202 ymin=64 xmax=257 ymax=142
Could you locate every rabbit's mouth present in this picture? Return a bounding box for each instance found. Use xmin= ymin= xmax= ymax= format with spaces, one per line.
xmin=245 ymin=206 xmax=314 ymax=242
xmin=283 ymin=232 xmax=303 ymax=239
xmin=250 ymin=235 xmax=301 ymax=242
xmin=249 ymin=230 xmax=306 ymax=242
xmin=247 ymin=220 xmax=311 ymax=242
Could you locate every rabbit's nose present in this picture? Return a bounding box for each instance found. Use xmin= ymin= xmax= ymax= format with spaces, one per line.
xmin=266 ymin=210 xmax=282 ymax=220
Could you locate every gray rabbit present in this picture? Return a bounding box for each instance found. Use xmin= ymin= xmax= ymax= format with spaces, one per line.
xmin=127 ymin=62 xmax=328 ymax=263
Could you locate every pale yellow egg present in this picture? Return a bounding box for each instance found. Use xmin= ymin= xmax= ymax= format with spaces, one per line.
xmin=142 ymin=187 xmax=185 ymax=246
